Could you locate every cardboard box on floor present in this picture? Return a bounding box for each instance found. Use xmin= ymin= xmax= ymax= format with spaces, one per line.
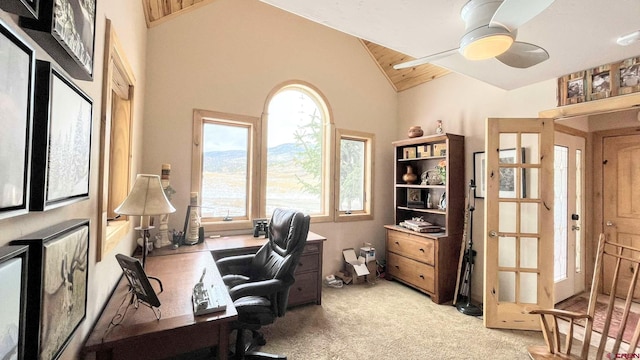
xmin=342 ymin=248 xmax=376 ymax=284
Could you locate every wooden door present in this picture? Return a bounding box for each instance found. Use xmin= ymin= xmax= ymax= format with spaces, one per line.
xmin=484 ymin=118 xmax=554 ymax=330
xmin=602 ymin=134 xmax=640 ymax=298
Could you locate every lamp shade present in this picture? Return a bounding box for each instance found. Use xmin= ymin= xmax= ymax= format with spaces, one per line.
xmin=115 ymin=174 xmax=176 ymax=216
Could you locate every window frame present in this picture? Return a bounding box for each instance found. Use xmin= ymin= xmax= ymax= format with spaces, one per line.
xmin=334 ymin=128 xmax=375 ymax=222
xmin=191 ymin=109 xmax=261 ymax=231
xmin=260 ymin=81 xmax=334 ymax=223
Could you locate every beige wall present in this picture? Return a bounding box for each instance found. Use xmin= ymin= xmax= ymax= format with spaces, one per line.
xmin=398 ymin=72 xmax=558 ymax=301
xmin=143 ymin=0 xmax=397 ymax=277
xmin=0 ymin=2 xmax=147 ymax=358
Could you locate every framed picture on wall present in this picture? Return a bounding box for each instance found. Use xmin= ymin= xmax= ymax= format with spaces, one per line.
xmin=558 ymin=71 xmax=586 ymax=106
xmin=473 ymin=151 xmax=486 ymax=198
xmin=11 ymin=219 xmax=89 ymax=360
xmin=618 ymin=57 xmax=640 ymax=96
xmin=0 ymin=0 xmax=39 ymax=19
xmin=0 ymin=19 xmax=35 ymax=220
xmin=19 ymin=0 xmax=96 ymax=80
xmin=30 ymin=60 xmax=93 ymax=211
xmin=0 ymin=245 xmax=29 ymax=360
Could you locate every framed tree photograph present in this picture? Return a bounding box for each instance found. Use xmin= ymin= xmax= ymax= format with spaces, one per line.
xmin=11 ymin=219 xmax=89 ymax=360
xmin=0 ymin=245 xmax=29 ymax=360
xmin=115 ymin=254 xmax=162 ymax=308
xmin=0 ymin=19 xmax=35 ymax=220
xmin=498 ymin=148 xmax=526 ymax=199
xmin=30 ymin=60 xmax=92 ymax=211
xmin=587 ymin=65 xmax=613 ymax=101
xmin=19 ymin=0 xmax=96 ymax=80
xmin=0 ymin=0 xmax=39 ymax=19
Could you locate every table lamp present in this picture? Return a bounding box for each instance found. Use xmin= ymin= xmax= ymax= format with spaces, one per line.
xmin=115 ymin=174 xmax=176 ymax=267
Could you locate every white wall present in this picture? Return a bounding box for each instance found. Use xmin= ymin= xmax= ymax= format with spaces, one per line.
xmin=0 ymin=2 xmax=147 ymax=358
xmin=143 ymin=0 xmax=397 ymax=277
xmin=397 ymin=72 xmax=558 ymax=301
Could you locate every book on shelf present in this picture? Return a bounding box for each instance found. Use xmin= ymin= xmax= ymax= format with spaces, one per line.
xmin=399 ymin=221 xmax=444 ymax=233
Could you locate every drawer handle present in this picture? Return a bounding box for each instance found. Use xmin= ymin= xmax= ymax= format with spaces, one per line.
xmin=395 ymin=241 xmax=399 ymax=245
xmin=419 ymin=274 xmax=425 ymax=279
xmin=297 ymin=287 xmax=303 ymax=291
xmin=419 ymin=248 xmax=425 ymax=252
xmin=298 ymin=262 xmax=303 ymax=267
xmin=395 ymin=265 xmax=400 ymax=269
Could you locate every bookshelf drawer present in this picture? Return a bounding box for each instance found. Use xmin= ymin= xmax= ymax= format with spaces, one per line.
xmin=387 ymin=252 xmax=434 ymax=293
xmin=387 ymin=230 xmax=435 ymax=265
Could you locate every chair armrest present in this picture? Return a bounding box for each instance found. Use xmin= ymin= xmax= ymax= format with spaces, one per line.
xmin=228 ymin=278 xmax=286 ymax=300
xmin=529 ymin=308 xmax=591 ymax=321
xmin=216 ymin=254 xmax=254 ymax=275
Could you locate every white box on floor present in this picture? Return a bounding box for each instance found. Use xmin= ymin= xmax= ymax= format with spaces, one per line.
xmin=343 ymin=248 xmax=369 ymax=284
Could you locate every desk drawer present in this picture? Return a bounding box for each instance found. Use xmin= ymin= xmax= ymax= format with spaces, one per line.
xmin=288 ymin=271 xmax=318 ymax=306
xmin=295 ymin=253 xmax=319 ymax=274
xmin=387 ymin=230 xmax=434 ymax=265
xmin=387 ymin=252 xmax=434 ymax=293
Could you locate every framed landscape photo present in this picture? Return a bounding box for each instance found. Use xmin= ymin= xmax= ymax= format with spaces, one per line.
xmin=30 ymin=60 xmax=92 ymax=211
xmin=11 ymin=219 xmax=89 ymax=360
xmin=0 ymin=0 xmax=39 ymax=19
xmin=0 ymin=245 xmax=29 ymax=360
xmin=0 ymin=20 xmax=35 ymax=220
xmin=588 ymin=65 xmax=612 ymax=101
xmin=19 ymin=0 xmax=96 ymax=80
xmin=498 ymin=148 xmax=526 ymax=199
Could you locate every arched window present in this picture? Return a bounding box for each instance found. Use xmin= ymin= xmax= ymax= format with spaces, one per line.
xmin=263 ymin=82 xmax=332 ymax=220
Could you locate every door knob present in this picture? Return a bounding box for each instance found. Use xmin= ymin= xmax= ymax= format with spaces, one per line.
xmin=606 ymin=221 xmax=615 ymax=227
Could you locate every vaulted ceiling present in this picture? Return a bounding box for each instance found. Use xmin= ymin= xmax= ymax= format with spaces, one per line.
xmin=140 ymin=0 xmax=448 ymax=92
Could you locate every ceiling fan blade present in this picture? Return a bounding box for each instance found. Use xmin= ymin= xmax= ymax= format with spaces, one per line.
xmin=496 ymin=41 xmax=549 ymax=68
xmin=490 ymin=0 xmax=555 ymax=32
xmin=393 ymin=48 xmax=459 ymax=70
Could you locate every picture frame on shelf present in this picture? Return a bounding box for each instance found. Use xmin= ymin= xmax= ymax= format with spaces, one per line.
xmin=473 ymin=151 xmax=486 ymax=198
xmin=0 ymin=245 xmax=29 ymax=360
xmin=11 ymin=219 xmax=89 ymax=360
xmin=587 ymin=65 xmax=612 ymax=101
xmin=0 ymin=20 xmax=35 ymax=220
xmin=19 ymin=0 xmax=96 ymax=80
xmin=558 ymin=71 xmax=586 ymax=106
xmin=416 ymin=144 xmax=431 ymax=158
xmin=617 ymin=57 xmax=640 ymax=95
xmin=0 ymin=0 xmax=39 ymax=19
xmin=30 ymin=60 xmax=92 ymax=211
xmin=404 ymin=147 xmax=417 ymax=159
xmin=407 ymin=188 xmax=425 ymax=208
xmin=433 ymin=143 xmax=446 ymax=156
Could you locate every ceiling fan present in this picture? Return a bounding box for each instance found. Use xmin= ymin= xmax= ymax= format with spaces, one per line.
xmin=394 ymin=0 xmax=555 ymax=70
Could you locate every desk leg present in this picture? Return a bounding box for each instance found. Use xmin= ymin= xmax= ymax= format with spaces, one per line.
xmin=217 ymin=322 xmax=230 ymax=360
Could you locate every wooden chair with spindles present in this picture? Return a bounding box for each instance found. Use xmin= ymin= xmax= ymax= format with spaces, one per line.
xmin=527 ymin=233 xmax=640 ymax=359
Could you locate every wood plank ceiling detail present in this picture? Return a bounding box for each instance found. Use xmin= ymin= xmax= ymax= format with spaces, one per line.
xmin=361 ymin=40 xmax=451 ymax=92
xmin=142 ymin=0 xmax=216 ymax=28
xmin=140 ymin=1 xmax=450 ymax=91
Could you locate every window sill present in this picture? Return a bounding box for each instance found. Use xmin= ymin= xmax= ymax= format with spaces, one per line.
xmin=104 ymin=219 xmax=131 ymax=254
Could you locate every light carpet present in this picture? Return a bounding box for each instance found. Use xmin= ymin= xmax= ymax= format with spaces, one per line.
xmin=253 ymin=279 xmax=543 ymax=360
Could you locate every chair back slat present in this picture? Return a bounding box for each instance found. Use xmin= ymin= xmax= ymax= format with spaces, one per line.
xmin=581 ymin=234 xmax=606 ymax=359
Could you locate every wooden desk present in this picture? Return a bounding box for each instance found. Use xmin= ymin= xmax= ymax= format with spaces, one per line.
xmin=83 ymin=251 xmax=237 ymax=360
xmin=151 ymin=232 xmax=326 ymax=307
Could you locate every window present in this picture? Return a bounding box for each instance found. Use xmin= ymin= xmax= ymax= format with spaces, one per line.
xmin=192 ymin=81 xmax=375 ymax=230
xmin=263 ymin=83 xmax=332 ymax=220
xmin=335 ymin=129 xmax=374 ymax=221
xmin=191 ymin=110 xmax=259 ymax=230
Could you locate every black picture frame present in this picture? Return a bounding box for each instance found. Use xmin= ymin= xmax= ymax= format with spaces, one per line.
xmin=30 ymin=60 xmax=92 ymax=211
xmin=0 ymin=19 xmax=35 ymax=220
xmin=0 ymin=0 xmax=39 ymax=19
xmin=115 ymin=254 xmax=161 ymax=308
xmin=11 ymin=219 xmax=89 ymax=360
xmin=0 ymin=245 xmax=29 ymax=360
xmin=19 ymin=0 xmax=96 ymax=80
xmin=407 ymin=188 xmax=425 ymax=208
xmin=474 ymin=149 xmax=527 ymax=199
xmin=473 ymin=151 xmax=486 ymax=198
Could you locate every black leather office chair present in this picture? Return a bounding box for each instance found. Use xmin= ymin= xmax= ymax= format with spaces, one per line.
xmin=216 ymin=208 xmax=310 ymax=360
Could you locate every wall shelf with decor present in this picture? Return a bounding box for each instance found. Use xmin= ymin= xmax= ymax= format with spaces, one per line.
xmin=385 ymin=133 xmax=465 ymax=304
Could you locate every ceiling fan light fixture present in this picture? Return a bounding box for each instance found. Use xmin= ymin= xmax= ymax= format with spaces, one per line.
xmin=459 ymin=26 xmax=515 ymax=61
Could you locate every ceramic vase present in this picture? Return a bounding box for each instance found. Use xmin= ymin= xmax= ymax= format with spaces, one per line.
xmin=408 ymin=126 xmax=424 ymax=138
xmin=402 ymin=165 xmax=417 ymax=184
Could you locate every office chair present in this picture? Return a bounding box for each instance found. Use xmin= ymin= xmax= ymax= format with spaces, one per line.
xmin=216 ymin=208 xmax=310 ymax=360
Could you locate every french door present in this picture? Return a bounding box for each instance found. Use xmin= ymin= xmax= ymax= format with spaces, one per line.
xmin=484 ymin=118 xmax=554 ymax=330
